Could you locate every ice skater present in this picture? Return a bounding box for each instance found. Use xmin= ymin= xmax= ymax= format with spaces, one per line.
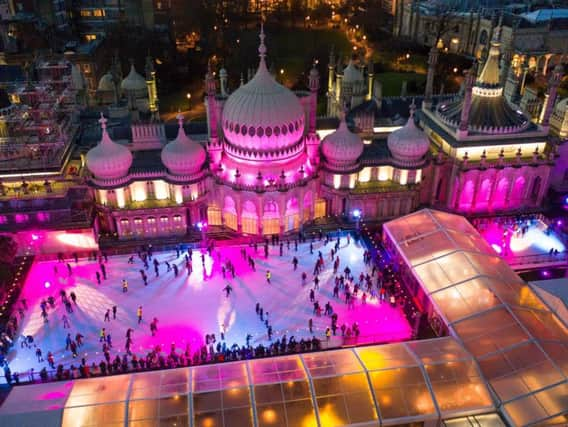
xmin=137 ymin=306 xmax=143 ymax=324
xmin=222 ymin=284 xmax=233 ymax=298
xmin=62 ymin=314 xmax=70 ymax=328
xmin=104 ymin=309 xmax=110 ymax=322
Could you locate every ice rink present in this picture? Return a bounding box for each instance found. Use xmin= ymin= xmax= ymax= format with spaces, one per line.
xmin=6 ymin=236 xmax=412 ymax=379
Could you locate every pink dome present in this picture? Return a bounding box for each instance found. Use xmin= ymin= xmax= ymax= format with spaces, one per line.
xmin=221 ymin=27 xmax=305 ymax=157
xmin=321 ymin=116 xmax=363 ymax=168
xmin=86 ymin=114 xmax=132 ymax=180
xmin=387 ymin=104 xmax=429 ymax=164
xmin=161 ymin=115 xmax=206 ymax=175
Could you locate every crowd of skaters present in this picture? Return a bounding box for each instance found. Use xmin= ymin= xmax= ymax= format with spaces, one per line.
xmin=2 ymin=230 xmax=414 ymax=386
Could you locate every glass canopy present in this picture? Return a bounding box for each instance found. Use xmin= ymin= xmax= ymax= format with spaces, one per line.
xmin=383 ymin=209 xmax=568 ymax=426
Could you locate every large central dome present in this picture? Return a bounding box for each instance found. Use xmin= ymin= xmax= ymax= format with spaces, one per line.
xmin=222 ymin=27 xmax=305 ymax=159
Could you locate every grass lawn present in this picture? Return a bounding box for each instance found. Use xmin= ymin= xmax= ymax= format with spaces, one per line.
xmin=376 ymin=72 xmax=426 ymax=97
xmin=228 ymin=28 xmax=352 ymax=87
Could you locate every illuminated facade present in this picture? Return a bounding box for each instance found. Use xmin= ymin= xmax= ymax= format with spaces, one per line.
xmin=83 ymin=25 xmax=565 ymax=240
xmin=420 ymin=33 xmax=561 ymax=215
xmin=87 ymin=28 xmax=429 ymax=240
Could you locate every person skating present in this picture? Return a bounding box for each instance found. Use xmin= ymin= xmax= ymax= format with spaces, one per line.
xmin=325 ymin=327 xmax=331 ymax=341
xmin=65 ymin=333 xmax=72 ymax=350
xmin=122 ymin=279 xmax=128 ymax=293
xmin=106 ymin=333 xmax=112 ymax=348
xmin=75 ymin=333 xmax=84 ymax=347
xmin=35 ymin=347 xmax=43 ymax=362
xmin=69 ymin=340 xmax=78 ymax=358
xmin=67 ymin=263 xmax=72 ymax=276
xmin=173 ymin=264 xmax=178 ymax=277
xmin=99 ymin=328 xmax=106 ymax=342
xmin=292 ymin=257 xmax=298 ymax=271
xmin=62 ymin=314 xmax=70 ymax=328
xmin=104 ymin=309 xmax=110 ymax=322
xmin=301 ymin=272 xmax=307 ymax=286
xmin=267 ymin=326 xmax=273 ymax=341
xmin=222 ymin=284 xmax=233 ymax=298
xmin=126 ymin=328 xmax=133 ymax=340
xmin=266 ymin=270 xmax=271 ymax=284
xmin=100 ymin=263 xmax=107 ymax=280
xmin=112 ymin=305 xmax=117 ymax=319
xmin=259 ymin=307 xmax=264 ymax=321
xmin=137 ymin=306 xmax=143 ymax=324
xmin=47 ymin=351 xmax=55 ymax=369
xmin=95 ymin=271 xmax=101 ymax=285
xmin=70 ymin=292 xmax=77 ymax=305
xmin=255 ymin=302 xmax=260 ymax=315
xmin=309 ymin=289 xmax=315 ymax=302
xmin=308 ymin=318 xmax=313 ymax=333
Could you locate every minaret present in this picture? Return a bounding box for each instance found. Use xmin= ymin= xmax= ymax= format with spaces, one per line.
xmin=327 ymin=45 xmax=335 ymax=93
xmin=308 ymin=63 xmax=319 ymax=134
xmin=307 ymin=63 xmax=321 ymax=163
xmin=457 ymin=64 xmax=477 ymax=139
xmin=540 ymin=63 xmax=564 ymax=129
xmin=205 ymin=60 xmax=218 ymax=141
xmin=423 ymin=44 xmax=439 ymax=109
xmin=219 ymin=67 xmax=228 ymax=98
xmin=204 ymin=59 xmax=223 ymax=166
xmin=145 ymin=54 xmax=159 ymax=120
xmin=366 ymin=60 xmax=374 ymax=101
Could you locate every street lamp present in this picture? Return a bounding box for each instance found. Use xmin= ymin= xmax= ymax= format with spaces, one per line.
xmin=352 ymin=209 xmax=362 ymax=231
xmin=186 ymin=93 xmax=191 ymax=111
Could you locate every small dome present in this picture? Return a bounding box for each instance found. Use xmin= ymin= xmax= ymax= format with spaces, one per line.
xmin=387 ymin=104 xmax=429 ymax=164
xmin=97 ymin=72 xmax=115 ymax=92
xmin=86 ymin=114 xmax=133 ymax=180
xmin=121 ymin=64 xmax=147 ymax=93
xmin=321 ymin=115 xmax=363 ymax=168
xmin=219 ymin=68 xmax=228 ymax=77
xmin=342 ymin=60 xmax=363 ymax=84
xmin=161 ymin=115 xmax=206 ymax=176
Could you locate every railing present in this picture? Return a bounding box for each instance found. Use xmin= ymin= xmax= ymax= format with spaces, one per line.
xmin=506 ymin=252 xmax=568 ymax=267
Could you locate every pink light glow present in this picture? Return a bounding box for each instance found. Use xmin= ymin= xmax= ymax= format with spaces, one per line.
xmin=6 ymin=240 xmax=413 ymax=380
xmin=55 ymin=232 xmax=98 ymax=249
xmin=491 ymin=244 xmax=502 ymax=254
xmin=44 ymin=281 xmax=51 ymax=289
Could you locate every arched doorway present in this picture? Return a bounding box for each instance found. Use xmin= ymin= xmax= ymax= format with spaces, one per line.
xmin=263 ymin=200 xmax=280 ymax=235
xmin=475 ymin=178 xmax=492 ymax=211
xmin=223 ymin=196 xmax=238 ymax=231
xmin=207 ymin=204 xmax=222 ymax=226
xmin=492 ymin=177 xmax=509 ymax=209
xmin=458 ymin=180 xmax=475 ymax=211
xmin=510 ymin=176 xmax=526 ymax=208
xmin=314 ymin=198 xmax=326 ymax=219
xmin=242 ymin=200 xmax=258 ymax=235
xmin=303 ymin=191 xmax=313 ymax=222
xmin=285 ymin=197 xmax=300 ymax=232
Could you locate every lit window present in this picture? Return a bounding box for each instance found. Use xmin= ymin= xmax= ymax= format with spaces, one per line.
xmin=85 ymin=34 xmax=97 ymax=42
xmin=80 ymin=10 xmax=92 ymax=17
xmin=93 ymin=9 xmax=105 ymax=17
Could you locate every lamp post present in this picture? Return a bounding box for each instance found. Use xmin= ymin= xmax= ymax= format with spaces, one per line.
xmin=352 ymin=209 xmax=362 ymax=231
xmin=197 ymin=221 xmax=207 ymax=248
xmin=186 ymin=93 xmax=191 ymax=111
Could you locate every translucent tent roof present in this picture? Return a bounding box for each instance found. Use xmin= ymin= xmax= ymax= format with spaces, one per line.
xmin=383 ymin=209 xmax=568 ymax=427
xmin=0 ymin=338 xmax=497 ymax=427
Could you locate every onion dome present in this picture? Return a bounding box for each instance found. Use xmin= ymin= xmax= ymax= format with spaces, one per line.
xmin=161 ymin=114 xmax=206 ymax=175
xmin=222 ymin=26 xmax=305 ymax=155
xmin=388 ymin=103 xmax=429 ymax=164
xmin=86 ymin=114 xmax=133 ymax=180
xmin=321 ymin=113 xmax=364 ymax=168
xmin=97 ymin=71 xmax=115 ymax=92
xmin=121 ymin=63 xmax=147 ymax=93
xmin=342 ymin=60 xmax=364 ymax=83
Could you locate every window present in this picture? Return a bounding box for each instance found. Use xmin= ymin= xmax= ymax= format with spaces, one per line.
xmin=93 ymin=9 xmax=105 ymax=17
xmin=85 ymin=34 xmax=97 ymax=42
xmin=80 ymin=10 xmax=92 ymax=17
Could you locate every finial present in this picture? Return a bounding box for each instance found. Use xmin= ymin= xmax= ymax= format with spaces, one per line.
xmin=409 ymin=98 xmax=416 ymax=118
xmin=176 ymin=113 xmax=184 ymax=128
xmin=99 ymin=112 xmax=107 ymax=130
xmin=240 ymin=73 xmax=244 ymax=86
xmin=258 ymin=24 xmax=267 ymax=62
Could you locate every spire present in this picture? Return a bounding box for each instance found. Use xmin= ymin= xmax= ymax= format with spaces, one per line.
xmin=145 ymin=53 xmax=154 ymax=79
xmin=98 ymin=113 xmax=112 ymax=145
xmin=477 ymin=25 xmax=502 ymax=86
xmin=258 ymin=23 xmax=267 ymax=69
